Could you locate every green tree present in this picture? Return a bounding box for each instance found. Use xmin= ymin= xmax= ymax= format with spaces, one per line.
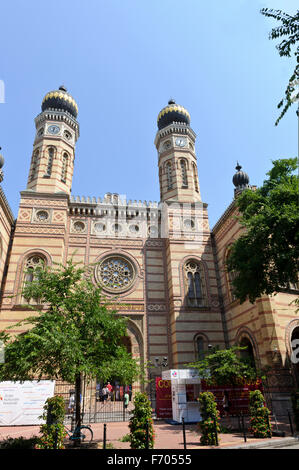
xmin=0 ymin=260 xmax=140 ymax=431
xmin=260 ymin=8 xmax=299 ymax=125
xmin=227 ymin=158 xmax=299 ymax=304
xmin=129 ymin=392 xmax=155 ymax=449
xmin=249 ymin=390 xmax=272 ymax=438
xmin=197 ymin=392 xmax=220 ymax=446
xmin=188 ymin=346 xmax=262 ymax=386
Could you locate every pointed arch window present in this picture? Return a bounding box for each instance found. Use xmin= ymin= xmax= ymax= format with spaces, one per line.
xmin=159 ymin=167 xmax=163 ymax=198
xmin=21 ymin=255 xmax=46 ymax=304
xmin=180 ymin=159 xmax=188 ymax=188
xmin=192 ymin=163 xmax=199 ymax=192
xmin=184 ymin=259 xmax=206 ymax=307
xmin=166 ymin=162 xmax=173 ymax=190
xmin=61 ymin=153 xmax=68 ymax=182
xmin=195 ymin=335 xmax=208 ymax=361
xmin=46 ymin=147 xmax=55 ymax=177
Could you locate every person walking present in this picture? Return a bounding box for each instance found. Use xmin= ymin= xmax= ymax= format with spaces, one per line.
xmin=222 ymin=391 xmax=232 ymax=429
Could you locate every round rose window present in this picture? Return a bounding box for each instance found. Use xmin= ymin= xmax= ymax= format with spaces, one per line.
xmin=95 ymin=256 xmax=136 ymax=293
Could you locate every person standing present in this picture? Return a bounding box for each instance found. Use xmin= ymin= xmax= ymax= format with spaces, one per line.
xmin=102 ymin=385 xmax=108 ymax=404
xmin=115 ymin=384 xmax=120 ymax=401
xmin=107 ymin=382 xmax=113 ymax=401
xmin=124 ymin=391 xmax=129 ymax=409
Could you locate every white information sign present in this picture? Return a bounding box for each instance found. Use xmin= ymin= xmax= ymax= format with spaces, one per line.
xmin=0 ymin=381 xmax=55 ymax=426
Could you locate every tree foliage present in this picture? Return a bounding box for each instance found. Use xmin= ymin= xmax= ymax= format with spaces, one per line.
xmin=227 ymin=158 xmax=299 ymax=304
xmin=260 ymin=8 xmax=299 ymax=125
xmin=0 ymin=260 xmax=140 ymax=427
xmin=188 ymin=346 xmax=261 ymax=386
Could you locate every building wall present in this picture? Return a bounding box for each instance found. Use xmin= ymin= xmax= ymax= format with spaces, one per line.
xmin=213 ymin=201 xmax=299 ymax=414
xmin=0 ymin=185 xmax=14 ymax=302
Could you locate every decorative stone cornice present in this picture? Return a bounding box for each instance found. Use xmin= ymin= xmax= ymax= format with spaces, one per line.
xmin=0 ymin=184 xmax=14 ymax=224
xmin=154 ymin=122 xmax=196 ymax=147
xmin=212 ymin=199 xmax=237 ymax=234
xmin=34 ymin=110 xmax=80 ymax=140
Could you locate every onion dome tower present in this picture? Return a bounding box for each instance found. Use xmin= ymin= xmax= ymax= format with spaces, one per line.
xmin=0 ymin=148 xmax=4 ymax=183
xmin=157 ymin=99 xmax=191 ymax=130
xmin=233 ymin=162 xmax=250 ymax=197
xmin=155 ymin=99 xmax=201 ymax=203
xmin=41 ymin=85 xmax=78 ymax=119
xmin=27 ymin=86 xmax=79 ymax=195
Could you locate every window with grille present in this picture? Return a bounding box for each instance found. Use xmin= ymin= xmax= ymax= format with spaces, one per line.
xmin=30 ymin=149 xmax=39 ymax=182
xmin=184 ymin=260 xmax=206 ymax=307
xmin=61 ymin=153 xmax=68 ymax=182
xmin=180 ymin=159 xmax=188 ymax=188
xmin=193 ymin=163 xmax=199 ymax=192
xmin=46 ymin=147 xmax=54 ymax=176
xmin=166 ymin=162 xmax=173 ymax=190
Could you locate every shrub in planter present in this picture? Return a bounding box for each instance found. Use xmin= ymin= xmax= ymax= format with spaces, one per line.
xmin=35 ymin=395 xmax=67 ymax=449
xmin=0 ymin=436 xmax=39 ymax=449
xmin=197 ymin=391 xmax=220 ymax=446
xmin=249 ymin=390 xmax=272 ymax=438
xmin=129 ymin=392 xmax=155 ymax=449
xmin=291 ymin=391 xmax=299 ymax=432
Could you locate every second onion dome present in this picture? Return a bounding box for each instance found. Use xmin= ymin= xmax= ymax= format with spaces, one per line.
xmin=157 ymin=99 xmax=190 ymax=130
xmin=233 ymin=162 xmax=250 ymax=190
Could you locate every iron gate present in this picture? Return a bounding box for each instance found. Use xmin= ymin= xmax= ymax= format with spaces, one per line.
xmin=55 ymin=379 xmax=133 ymax=424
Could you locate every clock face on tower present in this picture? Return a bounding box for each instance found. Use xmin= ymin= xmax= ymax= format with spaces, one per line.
xmin=47 ymin=125 xmax=60 ymax=135
xmin=175 ymin=137 xmax=187 ymax=147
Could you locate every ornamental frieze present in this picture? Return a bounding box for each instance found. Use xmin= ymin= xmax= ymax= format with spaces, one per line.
xmin=18 ymin=209 xmax=32 ymax=222
xmin=68 ymin=237 xmax=87 ymax=244
xmin=15 ymin=226 xmax=65 ymax=235
xmin=107 ymin=304 xmax=144 ymax=313
xmin=21 ymin=199 xmax=68 ymax=207
xmin=90 ymin=238 xmax=144 ymax=247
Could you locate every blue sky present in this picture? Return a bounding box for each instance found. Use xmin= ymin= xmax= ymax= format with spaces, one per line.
xmin=0 ymin=0 xmax=297 ymax=228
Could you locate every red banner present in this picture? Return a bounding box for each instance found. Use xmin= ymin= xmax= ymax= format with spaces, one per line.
xmin=155 ymin=377 xmax=172 ymax=418
xmin=202 ymin=380 xmax=263 ymax=415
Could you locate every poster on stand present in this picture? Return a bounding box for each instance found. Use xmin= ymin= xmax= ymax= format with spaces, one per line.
xmin=155 ymin=377 xmax=172 ymax=418
xmin=0 ymin=381 xmax=55 ymax=426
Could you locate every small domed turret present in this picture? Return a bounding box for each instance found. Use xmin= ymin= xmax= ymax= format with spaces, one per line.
xmin=41 ymin=85 xmax=78 ymax=119
xmin=0 ymin=147 xmax=4 ymax=183
xmin=233 ymin=162 xmax=250 ymax=197
xmin=233 ymin=162 xmax=249 ymax=188
xmin=0 ymin=148 xmax=4 ymax=169
xmin=157 ymin=99 xmax=190 ymax=130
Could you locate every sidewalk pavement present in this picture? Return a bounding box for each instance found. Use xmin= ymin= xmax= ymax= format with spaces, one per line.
xmin=0 ymin=420 xmax=297 ymax=449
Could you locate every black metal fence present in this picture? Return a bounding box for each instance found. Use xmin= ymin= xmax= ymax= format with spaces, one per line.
xmin=219 ymin=410 xmax=297 ymax=441
xmin=54 ymin=380 xmax=133 ymax=424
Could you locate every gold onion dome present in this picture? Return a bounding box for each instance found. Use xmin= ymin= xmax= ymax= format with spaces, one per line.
xmin=41 ymin=85 xmax=78 ymax=119
xmin=157 ymin=99 xmax=190 ymax=130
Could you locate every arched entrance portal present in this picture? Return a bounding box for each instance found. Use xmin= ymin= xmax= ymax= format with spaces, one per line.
xmin=84 ymin=320 xmax=144 ymax=422
xmin=239 ymin=337 xmax=256 ymax=369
